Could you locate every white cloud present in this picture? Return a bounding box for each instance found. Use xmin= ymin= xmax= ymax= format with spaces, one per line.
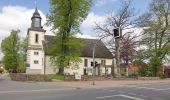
xmin=80 ymin=12 xmax=107 ymax=37
xmin=0 ymin=5 xmax=51 ymax=42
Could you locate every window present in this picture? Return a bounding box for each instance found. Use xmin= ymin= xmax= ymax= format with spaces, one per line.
xmin=34 ymin=52 xmax=39 ymax=55
xmin=34 ymin=60 xmax=39 ymax=64
xmin=84 ymin=59 xmax=88 ymax=67
xmin=101 ymin=60 xmax=106 ymax=65
xmin=35 ymin=34 xmax=39 ymax=43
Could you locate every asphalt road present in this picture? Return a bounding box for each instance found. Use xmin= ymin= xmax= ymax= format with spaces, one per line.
xmin=1 ymin=80 xmax=170 ymax=100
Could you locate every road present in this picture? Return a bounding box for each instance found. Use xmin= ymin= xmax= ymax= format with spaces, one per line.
xmin=0 ymin=80 xmax=170 ymax=100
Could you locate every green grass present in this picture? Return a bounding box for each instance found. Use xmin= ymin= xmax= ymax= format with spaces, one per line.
xmin=51 ymin=74 xmax=64 ymax=80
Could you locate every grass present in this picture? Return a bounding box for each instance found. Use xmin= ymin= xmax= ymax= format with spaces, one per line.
xmin=51 ymin=74 xmax=64 ymax=80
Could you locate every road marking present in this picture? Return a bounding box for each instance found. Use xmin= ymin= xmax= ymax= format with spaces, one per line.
xmin=0 ymin=88 xmax=76 ymax=94
xmin=120 ymin=95 xmax=145 ymax=100
xmin=96 ymin=94 xmax=145 ymax=100
xmin=96 ymin=95 xmax=120 ymax=99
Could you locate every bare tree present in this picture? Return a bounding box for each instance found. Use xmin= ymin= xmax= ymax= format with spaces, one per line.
xmin=95 ymin=0 xmax=135 ymax=77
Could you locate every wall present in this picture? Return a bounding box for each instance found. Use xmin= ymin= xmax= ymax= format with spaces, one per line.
xmin=26 ymin=30 xmax=45 ymax=74
xmin=45 ymin=56 xmax=113 ymax=75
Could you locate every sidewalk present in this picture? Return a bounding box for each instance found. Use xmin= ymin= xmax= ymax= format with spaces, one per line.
xmin=40 ymin=79 xmax=170 ymax=89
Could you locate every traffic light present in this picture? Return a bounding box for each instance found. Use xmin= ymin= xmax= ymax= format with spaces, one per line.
xmin=91 ymin=61 xmax=98 ymax=67
xmin=113 ymin=28 xmax=120 ymax=38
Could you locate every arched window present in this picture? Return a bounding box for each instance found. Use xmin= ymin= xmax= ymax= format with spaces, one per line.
xmin=35 ymin=34 xmax=39 ymax=43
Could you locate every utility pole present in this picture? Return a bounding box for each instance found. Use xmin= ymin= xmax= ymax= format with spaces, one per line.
xmin=92 ymin=44 xmax=96 ymax=85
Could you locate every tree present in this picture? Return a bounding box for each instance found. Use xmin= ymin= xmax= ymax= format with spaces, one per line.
xmin=120 ymin=33 xmax=137 ymax=64
xmin=95 ymin=0 xmax=135 ymax=76
xmin=1 ymin=30 xmax=20 ymax=73
xmin=137 ymin=0 xmax=170 ymax=76
xmin=17 ymin=38 xmax=27 ymax=73
xmin=47 ymin=0 xmax=92 ymax=74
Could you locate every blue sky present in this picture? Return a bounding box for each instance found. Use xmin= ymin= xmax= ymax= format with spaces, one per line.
xmin=0 ymin=0 xmax=151 ymax=16
xmin=0 ymin=0 xmax=152 ymax=59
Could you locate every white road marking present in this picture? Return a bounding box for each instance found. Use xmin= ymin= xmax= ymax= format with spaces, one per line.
xmin=120 ymin=95 xmax=145 ymax=100
xmin=96 ymin=94 xmax=145 ymax=100
xmin=96 ymin=95 xmax=120 ymax=99
xmin=0 ymin=88 xmax=76 ymax=94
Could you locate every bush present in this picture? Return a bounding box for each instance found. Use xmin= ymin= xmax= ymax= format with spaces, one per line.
xmin=138 ymin=67 xmax=146 ymax=76
xmin=128 ymin=73 xmax=138 ymax=79
xmin=0 ymin=68 xmax=4 ymax=73
xmin=159 ymin=73 xmax=166 ymax=79
xmin=51 ymin=74 xmax=64 ymax=80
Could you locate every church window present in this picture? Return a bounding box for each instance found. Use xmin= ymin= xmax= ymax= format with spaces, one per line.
xmin=35 ymin=34 xmax=39 ymax=43
xmin=34 ymin=60 xmax=39 ymax=64
xmin=84 ymin=59 xmax=88 ymax=67
xmin=101 ymin=60 xmax=106 ymax=65
xmin=34 ymin=52 xmax=39 ymax=55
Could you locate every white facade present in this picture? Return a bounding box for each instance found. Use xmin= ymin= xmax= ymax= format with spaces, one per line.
xmin=26 ymin=30 xmax=45 ymax=74
xmin=44 ymin=57 xmax=113 ymax=75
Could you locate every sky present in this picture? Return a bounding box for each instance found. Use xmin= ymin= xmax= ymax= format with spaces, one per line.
xmin=0 ymin=0 xmax=152 ymax=59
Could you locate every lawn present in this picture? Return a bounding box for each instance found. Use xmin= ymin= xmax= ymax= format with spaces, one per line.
xmin=51 ymin=74 xmax=64 ymax=80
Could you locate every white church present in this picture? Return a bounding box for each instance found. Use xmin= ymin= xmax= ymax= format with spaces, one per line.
xmin=26 ymin=7 xmax=114 ymax=75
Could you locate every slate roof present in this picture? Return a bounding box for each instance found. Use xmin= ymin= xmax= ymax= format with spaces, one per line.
xmin=44 ymin=35 xmax=113 ymax=59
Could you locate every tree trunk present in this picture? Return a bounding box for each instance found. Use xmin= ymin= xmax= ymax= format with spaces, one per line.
xmin=58 ymin=68 xmax=64 ymax=75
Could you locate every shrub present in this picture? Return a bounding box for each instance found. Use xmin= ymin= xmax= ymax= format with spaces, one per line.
xmin=159 ymin=73 xmax=166 ymax=79
xmin=138 ymin=67 xmax=146 ymax=76
xmin=0 ymin=68 xmax=4 ymax=73
xmin=128 ymin=73 xmax=138 ymax=79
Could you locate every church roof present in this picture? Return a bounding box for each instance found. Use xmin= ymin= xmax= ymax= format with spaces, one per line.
xmin=31 ymin=7 xmax=41 ymax=19
xmin=44 ymin=35 xmax=113 ymax=59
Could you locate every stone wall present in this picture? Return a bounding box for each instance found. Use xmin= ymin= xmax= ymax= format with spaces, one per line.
xmin=64 ymin=75 xmax=113 ymax=81
xmin=10 ymin=73 xmax=52 ymax=82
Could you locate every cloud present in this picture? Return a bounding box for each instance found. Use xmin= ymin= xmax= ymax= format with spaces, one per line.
xmin=95 ymin=0 xmax=117 ymax=7
xmin=80 ymin=12 xmax=107 ymax=37
xmin=0 ymin=5 xmax=51 ymax=42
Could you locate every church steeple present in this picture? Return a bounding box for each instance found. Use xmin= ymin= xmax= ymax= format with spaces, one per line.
xmin=31 ymin=7 xmax=42 ymax=28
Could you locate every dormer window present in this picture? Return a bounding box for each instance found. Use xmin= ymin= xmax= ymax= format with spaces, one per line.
xmin=35 ymin=34 xmax=39 ymax=43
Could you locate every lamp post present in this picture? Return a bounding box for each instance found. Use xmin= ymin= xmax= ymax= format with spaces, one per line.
xmin=92 ymin=44 xmax=96 ymax=85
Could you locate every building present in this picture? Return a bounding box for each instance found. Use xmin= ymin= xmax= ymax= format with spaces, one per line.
xmin=26 ymin=8 xmax=114 ymax=75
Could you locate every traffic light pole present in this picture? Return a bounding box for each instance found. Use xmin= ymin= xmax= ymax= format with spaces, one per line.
xmin=114 ymin=27 xmax=121 ymax=77
xmin=92 ymin=44 xmax=96 ymax=85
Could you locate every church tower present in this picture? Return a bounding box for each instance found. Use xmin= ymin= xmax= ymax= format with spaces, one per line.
xmin=26 ymin=7 xmax=46 ymax=74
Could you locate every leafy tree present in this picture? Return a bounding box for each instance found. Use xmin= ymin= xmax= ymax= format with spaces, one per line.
xmin=1 ymin=30 xmax=20 ymax=73
xmin=47 ymin=0 xmax=92 ymax=74
xmin=1 ymin=30 xmax=27 ymax=73
xmin=137 ymin=0 xmax=170 ymax=76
